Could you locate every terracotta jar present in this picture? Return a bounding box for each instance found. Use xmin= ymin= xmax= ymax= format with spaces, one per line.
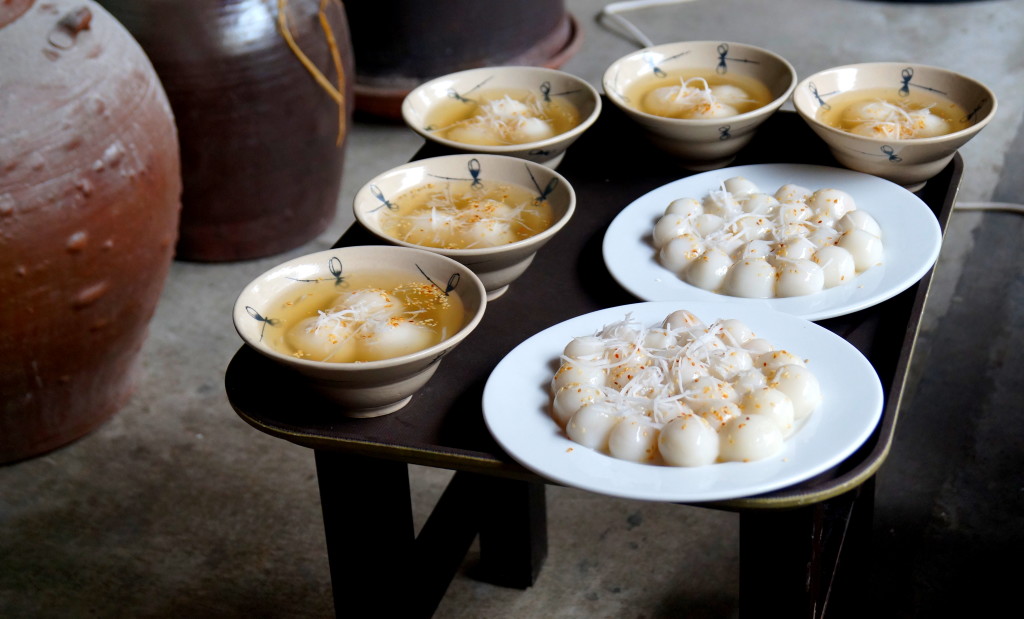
xmin=0 ymin=1 xmax=181 ymax=463
xmin=98 ymin=0 xmax=355 ymax=261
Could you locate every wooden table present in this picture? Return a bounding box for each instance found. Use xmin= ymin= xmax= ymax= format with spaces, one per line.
xmin=226 ymin=106 xmax=961 ymax=618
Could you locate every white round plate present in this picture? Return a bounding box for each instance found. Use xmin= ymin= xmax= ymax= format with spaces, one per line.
xmin=482 ymin=301 xmax=883 ymax=502
xmin=602 ymin=164 xmax=942 ymax=321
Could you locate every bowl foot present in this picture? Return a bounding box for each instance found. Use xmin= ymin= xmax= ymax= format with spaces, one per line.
xmin=486 ymin=284 xmax=511 ymax=300
xmin=343 ymin=396 xmax=414 ymax=418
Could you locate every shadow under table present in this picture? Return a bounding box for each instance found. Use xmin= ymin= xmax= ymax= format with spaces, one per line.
xmin=226 ymin=108 xmax=961 ymax=618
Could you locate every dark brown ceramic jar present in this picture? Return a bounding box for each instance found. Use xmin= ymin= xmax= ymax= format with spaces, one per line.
xmin=344 ymin=0 xmax=581 ymax=118
xmin=0 ymin=0 xmax=182 ymax=463
xmin=98 ymin=0 xmax=355 ymax=261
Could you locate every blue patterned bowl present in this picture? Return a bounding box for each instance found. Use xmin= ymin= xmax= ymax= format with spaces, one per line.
xmin=401 ymin=66 xmax=601 ymax=169
xmin=603 ymin=41 xmax=797 ymax=170
xmin=793 ymin=62 xmax=997 ymax=190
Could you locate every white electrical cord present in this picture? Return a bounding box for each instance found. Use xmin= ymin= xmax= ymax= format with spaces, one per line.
xmin=955 ymin=202 xmax=1024 ymax=213
xmin=597 ymin=0 xmax=698 ymax=48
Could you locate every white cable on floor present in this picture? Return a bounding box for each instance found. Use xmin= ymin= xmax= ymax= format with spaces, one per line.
xmin=954 ymin=202 xmax=1024 ymax=213
xmin=597 ymin=0 xmax=698 ymax=48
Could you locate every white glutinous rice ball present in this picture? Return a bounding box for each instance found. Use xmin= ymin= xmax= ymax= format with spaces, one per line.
xmin=336 ymin=288 xmax=398 ymax=315
xmin=723 ymin=258 xmax=776 ymax=298
xmin=563 ymin=335 xmax=606 ymax=360
xmin=607 ymin=360 xmax=651 ymax=390
xmin=692 ymin=399 xmax=742 ymax=430
xmin=658 ymin=414 xmax=720 ymax=467
xmin=715 ymin=318 xmax=755 ymax=346
xmin=552 ymin=384 xmax=603 ymax=428
xmin=663 ymin=309 xmax=706 ymax=333
xmin=732 ymin=368 xmax=769 ymax=395
xmin=510 ymin=117 xmax=555 ymax=143
xmin=773 ymin=236 xmax=817 ymax=261
xmin=741 ymin=387 xmax=796 ymax=436
xmin=709 ymin=349 xmax=754 ymax=381
xmin=551 ymin=360 xmax=606 ymax=392
xmin=691 ymin=100 xmax=738 ymax=118
xmin=739 ymin=239 xmax=773 ymax=260
xmin=566 ymin=402 xmax=622 ymax=450
xmin=732 ymin=214 xmax=773 ymax=242
xmin=400 ymin=208 xmax=458 ymax=246
xmin=286 ymin=315 xmax=358 ymax=362
xmin=358 ymin=319 xmax=435 ymax=361
xmin=445 ymin=122 xmax=502 ymax=146
xmin=837 ymin=228 xmax=884 ymax=271
xmin=462 ymin=218 xmax=517 ymax=247
xmin=607 ymin=417 xmax=660 ymax=462
xmin=653 ymin=213 xmax=693 ymax=247
xmin=485 ymin=95 xmax=530 ymax=116
xmin=808 ymin=188 xmax=856 ymax=222
xmin=842 ymin=100 xmax=894 ymax=124
xmin=836 ymin=210 xmax=882 ymax=238
xmin=666 ymin=197 xmax=703 ymax=218
xmin=908 ymin=109 xmax=950 ymax=138
xmin=779 ymin=201 xmax=811 ymax=222
xmin=806 ymin=225 xmax=840 ymax=248
xmin=685 ymin=248 xmax=732 ymax=291
xmin=687 ymin=375 xmax=738 ymax=402
xmin=719 ymin=414 xmax=785 ymax=462
xmin=850 ymin=121 xmax=900 ymax=139
xmin=650 ymin=399 xmax=693 ymax=424
xmin=711 ymin=85 xmax=752 ymax=107
xmin=660 ymin=234 xmax=705 ymax=272
xmin=755 ymin=349 xmax=806 ymax=374
xmin=643 ymin=328 xmax=676 ymax=350
xmin=743 ymin=337 xmax=774 ymax=355
xmin=775 ymin=258 xmax=825 ymax=297
xmin=723 ymin=176 xmax=759 ymax=197
xmin=703 ymin=190 xmax=742 ymax=217
xmin=812 ymin=245 xmax=857 ymax=288
xmin=775 ymin=183 xmax=812 ymax=203
xmin=644 ymin=85 xmax=689 ymax=117
xmin=771 ymin=364 xmax=822 ymax=420
xmin=741 ymin=192 xmax=779 ymax=214
xmin=692 ymin=213 xmax=726 ymax=236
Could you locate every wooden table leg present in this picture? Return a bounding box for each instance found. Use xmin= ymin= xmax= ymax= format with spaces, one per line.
xmin=739 ymin=479 xmax=874 ymax=619
xmin=315 ymin=451 xmax=416 ymax=617
xmin=477 ymin=478 xmax=548 ymax=589
xmin=314 ymin=454 xmax=547 ymax=618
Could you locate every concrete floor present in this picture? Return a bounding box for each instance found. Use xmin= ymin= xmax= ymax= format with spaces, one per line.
xmin=2 ymin=0 xmax=1023 ymax=617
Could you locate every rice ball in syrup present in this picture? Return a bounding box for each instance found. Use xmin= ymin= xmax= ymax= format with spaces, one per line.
xmin=379 ymin=179 xmax=554 ymax=250
xmin=264 ymin=270 xmax=466 ymax=363
xmin=426 ymin=88 xmax=581 ymax=146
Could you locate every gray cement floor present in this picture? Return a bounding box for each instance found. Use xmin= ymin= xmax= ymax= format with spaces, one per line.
xmin=3 ymin=1 xmax=1023 ymax=617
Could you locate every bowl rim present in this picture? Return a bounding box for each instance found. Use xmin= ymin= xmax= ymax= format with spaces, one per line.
xmin=400 ymin=65 xmax=603 ymax=153
xmin=792 ymin=61 xmax=999 ymax=145
xmin=232 ymin=246 xmax=488 ymax=372
xmin=600 ymin=40 xmax=799 ymax=126
xmin=352 ymin=153 xmax=577 ymax=258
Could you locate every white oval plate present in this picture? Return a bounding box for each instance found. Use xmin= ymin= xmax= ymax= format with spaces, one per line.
xmin=482 ymin=301 xmax=883 ymax=502
xmin=602 ymin=164 xmax=942 ymax=321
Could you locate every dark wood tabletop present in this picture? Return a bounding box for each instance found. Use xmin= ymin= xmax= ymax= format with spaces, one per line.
xmin=226 ymin=104 xmax=961 ymax=510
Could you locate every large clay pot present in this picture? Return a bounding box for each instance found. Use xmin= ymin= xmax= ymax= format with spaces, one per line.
xmin=98 ymin=0 xmax=355 ymax=261
xmin=0 ymin=0 xmax=181 ymax=463
xmin=344 ymin=0 xmax=582 ymax=118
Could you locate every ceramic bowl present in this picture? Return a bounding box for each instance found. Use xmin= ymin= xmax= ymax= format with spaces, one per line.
xmin=353 ymin=153 xmax=576 ymax=300
xmin=602 ymin=41 xmax=797 ymax=170
xmin=793 ymin=62 xmax=997 ymax=190
xmin=232 ymin=246 xmax=487 ymax=418
xmin=401 ymin=66 xmax=601 ymax=168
